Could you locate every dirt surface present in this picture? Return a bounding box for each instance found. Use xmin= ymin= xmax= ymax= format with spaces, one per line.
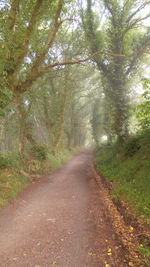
xmin=0 ymin=151 xmax=127 ymax=267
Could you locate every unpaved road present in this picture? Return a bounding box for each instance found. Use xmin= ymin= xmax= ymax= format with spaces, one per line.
xmin=0 ymin=152 xmax=127 ymax=267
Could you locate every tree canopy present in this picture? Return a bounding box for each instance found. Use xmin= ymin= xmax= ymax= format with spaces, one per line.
xmin=0 ymin=0 xmax=149 ymax=151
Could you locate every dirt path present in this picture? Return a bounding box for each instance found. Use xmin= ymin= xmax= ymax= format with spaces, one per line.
xmin=0 ymin=152 xmax=127 ymax=267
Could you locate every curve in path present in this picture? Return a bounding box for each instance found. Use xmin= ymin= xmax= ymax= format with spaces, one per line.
xmin=0 ymin=151 xmax=126 ymax=267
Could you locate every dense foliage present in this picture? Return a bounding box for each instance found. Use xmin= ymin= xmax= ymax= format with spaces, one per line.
xmin=96 ymin=129 xmax=150 ymax=221
xmin=136 ymin=78 xmax=150 ymax=130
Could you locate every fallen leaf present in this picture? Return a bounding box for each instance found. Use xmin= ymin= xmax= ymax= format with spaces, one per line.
xmin=128 ymin=262 xmax=134 ymax=267
xmin=88 ymin=252 xmax=96 ymax=256
xmin=51 ymin=261 xmax=57 ymax=265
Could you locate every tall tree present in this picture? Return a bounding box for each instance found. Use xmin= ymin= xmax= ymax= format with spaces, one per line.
xmin=0 ymin=0 xmax=61 ymax=111
xmin=0 ymin=0 xmax=100 ymax=115
xmin=83 ymin=0 xmax=150 ymax=142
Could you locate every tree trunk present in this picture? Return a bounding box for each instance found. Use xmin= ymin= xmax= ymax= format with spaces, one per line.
xmin=0 ymin=118 xmax=5 ymax=150
xmin=53 ymin=87 xmax=68 ymax=150
xmin=16 ymin=95 xmax=35 ymax=157
xmin=16 ymin=97 xmax=27 ymax=157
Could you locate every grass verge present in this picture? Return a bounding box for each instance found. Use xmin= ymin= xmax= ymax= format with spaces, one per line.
xmin=0 ymin=169 xmax=28 ymax=207
xmin=95 ymin=130 xmax=150 ymax=265
xmin=0 ymin=148 xmax=77 ymax=209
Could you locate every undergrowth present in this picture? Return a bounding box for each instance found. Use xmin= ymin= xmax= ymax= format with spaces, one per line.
xmin=95 ymin=130 xmax=150 ymax=265
xmin=0 ymin=169 xmax=28 ymax=207
xmin=95 ymin=130 xmax=150 ymax=224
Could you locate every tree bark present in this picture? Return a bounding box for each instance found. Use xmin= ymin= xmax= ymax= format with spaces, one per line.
xmin=15 ymin=95 xmax=35 ymax=157
xmin=53 ymin=87 xmax=68 ymax=150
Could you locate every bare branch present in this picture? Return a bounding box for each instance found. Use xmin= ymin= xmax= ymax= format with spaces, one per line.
xmin=39 ymin=51 xmax=124 ymax=74
xmin=126 ymin=1 xmax=150 ymax=23
xmin=124 ymin=13 xmax=150 ymax=33
xmin=126 ymin=34 xmax=150 ymax=75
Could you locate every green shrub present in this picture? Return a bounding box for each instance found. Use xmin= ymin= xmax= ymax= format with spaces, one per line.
xmin=136 ymin=78 xmax=150 ymax=130
xmin=30 ymin=144 xmax=48 ymax=161
xmin=124 ymin=136 xmax=141 ymax=157
xmin=0 ymin=154 xmax=11 ymax=169
xmin=95 ymin=130 xmax=150 ymax=224
xmin=0 ymin=152 xmax=21 ymax=169
xmin=0 ymin=170 xmax=28 ymax=208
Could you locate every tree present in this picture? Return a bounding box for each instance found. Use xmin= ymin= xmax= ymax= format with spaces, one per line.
xmin=15 ymin=93 xmax=36 ymax=157
xmin=0 ymin=1 xmax=61 ymax=110
xmin=82 ymin=0 xmax=150 ymax=142
xmin=0 ymin=0 xmax=103 ymax=116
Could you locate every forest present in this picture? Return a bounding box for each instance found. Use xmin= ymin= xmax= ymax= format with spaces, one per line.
xmin=0 ymin=0 xmax=150 ymax=265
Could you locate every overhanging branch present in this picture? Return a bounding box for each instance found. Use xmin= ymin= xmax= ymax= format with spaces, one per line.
xmin=39 ymin=50 xmax=125 ymax=74
xmin=15 ymin=50 xmax=124 ymax=94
